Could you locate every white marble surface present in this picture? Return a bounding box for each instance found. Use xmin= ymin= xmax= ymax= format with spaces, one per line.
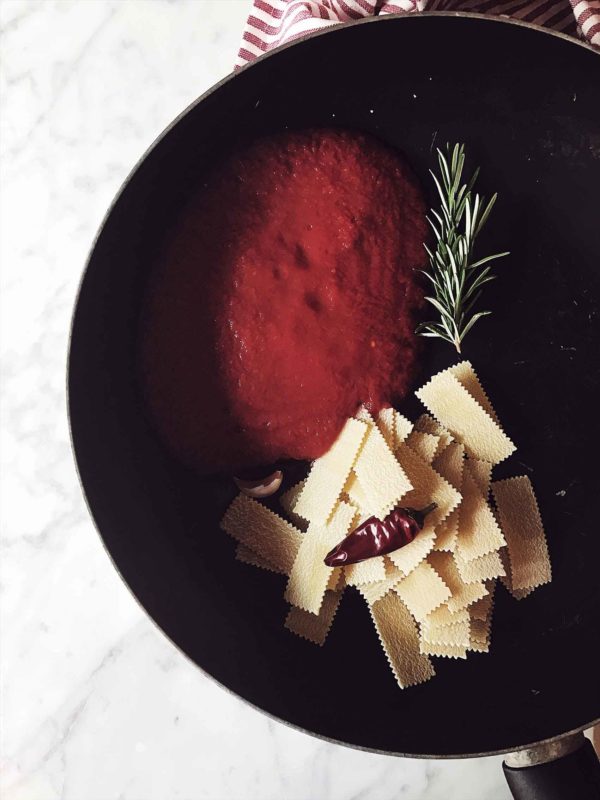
xmin=0 ymin=2 xmax=511 ymax=798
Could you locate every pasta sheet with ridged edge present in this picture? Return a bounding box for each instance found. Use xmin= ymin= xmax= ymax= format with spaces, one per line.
xmin=405 ymin=430 xmax=440 ymax=464
xmin=456 ymin=468 xmax=506 ymax=562
xmin=353 ymin=410 xmax=412 ymax=519
xmin=221 ymin=494 xmax=303 ymax=575
xmin=395 ymin=444 xmax=460 ymax=528
xmin=393 ymin=560 xmax=451 ymax=621
xmin=357 ymin=559 xmax=405 ymax=605
xmin=421 ymin=619 xmax=471 ymax=647
xmin=367 ymin=591 xmax=435 ymax=688
xmin=432 ymin=442 xmax=465 ymax=552
xmin=455 ymin=549 xmax=506 ymax=584
xmin=344 ymin=555 xmax=387 ymax=586
xmin=427 ymin=551 xmax=488 ymax=612
xmin=492 ymin=476 xmax=551 ymax=592
xmin=285 ymin=500 xmax=356 ymax=614
xmin=421 ymin=641 xmax=467 ymax=659
xmin=449 ymin=360 xmax=500 ymax=424
xmin=293 ymin=418 xmax=368 ymax=525
xmin=416 ymin=369 xmax=515 ymax=464
xmin=285 ymin=590 xmax=343 ymax=646
xmin=280 ymin=479 xmax=308 ymax=529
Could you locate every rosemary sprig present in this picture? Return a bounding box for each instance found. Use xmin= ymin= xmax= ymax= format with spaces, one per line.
xmin=416 ymin=143 xmax=509 ymax=353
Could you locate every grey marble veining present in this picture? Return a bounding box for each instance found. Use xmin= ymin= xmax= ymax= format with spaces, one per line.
xmin=0 ymin=2 xmax=510 ymax=797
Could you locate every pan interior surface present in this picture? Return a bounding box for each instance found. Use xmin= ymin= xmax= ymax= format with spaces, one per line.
xmin=68 ymin=16 xmax=600 ymax=756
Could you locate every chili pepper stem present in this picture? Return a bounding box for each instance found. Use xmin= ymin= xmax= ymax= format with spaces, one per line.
xmin=419 ymin=502 xmax=438 ymax=516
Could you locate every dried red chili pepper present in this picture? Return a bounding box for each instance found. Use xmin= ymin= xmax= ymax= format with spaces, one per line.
xmin=324 ymin=503 xmax=437 ymax=567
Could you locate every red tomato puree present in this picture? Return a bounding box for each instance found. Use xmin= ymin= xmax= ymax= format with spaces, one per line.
xmin=139 ymin=129 xmax=427 ymax=474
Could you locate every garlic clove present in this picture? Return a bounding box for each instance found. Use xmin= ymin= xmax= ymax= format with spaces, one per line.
xmin=234 ymin=470 xmax=283 ymax=498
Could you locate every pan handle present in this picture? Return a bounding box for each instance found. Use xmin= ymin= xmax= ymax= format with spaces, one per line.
xmin=503 ymin=732 xmax=600 ymax=800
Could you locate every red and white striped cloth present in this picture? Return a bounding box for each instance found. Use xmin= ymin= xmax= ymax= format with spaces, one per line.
xmin=237 ymin=0 xmax=600 ymax=68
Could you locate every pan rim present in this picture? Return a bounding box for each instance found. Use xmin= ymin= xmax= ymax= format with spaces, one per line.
xmin=67 ymin=11 xmax=600 ymax=760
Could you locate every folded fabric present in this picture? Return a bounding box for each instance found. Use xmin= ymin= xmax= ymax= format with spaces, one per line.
xmin=237 ymin=0 xmax=599 ymax=68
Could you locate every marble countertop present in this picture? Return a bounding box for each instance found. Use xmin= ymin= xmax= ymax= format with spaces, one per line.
xmin=0 ymin=2 xmax=512 ymax=798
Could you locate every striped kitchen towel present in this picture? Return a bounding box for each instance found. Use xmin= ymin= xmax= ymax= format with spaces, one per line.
xmin=237 ymin=0 xmax=599 ymax=67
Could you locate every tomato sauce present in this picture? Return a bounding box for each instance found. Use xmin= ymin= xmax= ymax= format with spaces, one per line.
xmin=139 ymin=129 xmax=427 ymax=474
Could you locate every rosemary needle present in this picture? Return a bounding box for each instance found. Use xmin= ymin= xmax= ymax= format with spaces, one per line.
xmin=416 ymin=143 xmax=509 ymax=353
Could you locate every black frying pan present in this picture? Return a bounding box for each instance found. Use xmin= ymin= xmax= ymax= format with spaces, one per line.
xmin=68 ymin=14 xmax=600 ymax=799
